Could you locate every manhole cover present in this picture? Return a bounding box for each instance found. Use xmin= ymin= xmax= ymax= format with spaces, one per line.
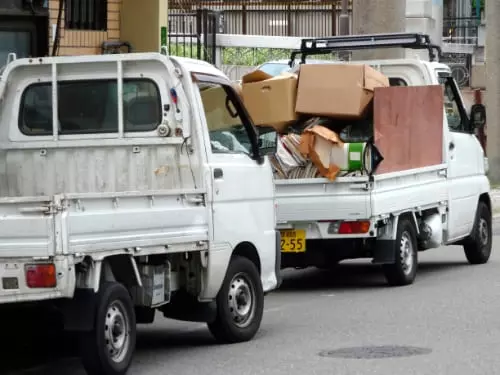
xmin=319 ymin=345 xmax=432 ymax=359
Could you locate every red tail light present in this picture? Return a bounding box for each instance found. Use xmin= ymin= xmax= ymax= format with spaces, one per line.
xmin=338 ymin=221 xmax=371 ymax=234
xmin=25 ymin=264 xmax=57 ymax=288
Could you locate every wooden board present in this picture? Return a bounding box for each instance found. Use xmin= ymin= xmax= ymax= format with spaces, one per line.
xmin=373 ymin=85 xmax=444 ymax=174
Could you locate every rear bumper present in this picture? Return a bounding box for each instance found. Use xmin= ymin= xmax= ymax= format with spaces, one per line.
xmin=0 ymin=257 xmax=74 ymax=304
xmin=276 ymin=219 xmax=377 ymax=241
xmin=281 ymin=238 xmax=372 ymax=268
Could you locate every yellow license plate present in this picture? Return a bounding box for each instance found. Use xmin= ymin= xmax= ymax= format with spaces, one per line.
xmin=280 ymin=230 xmax=306 ymax=253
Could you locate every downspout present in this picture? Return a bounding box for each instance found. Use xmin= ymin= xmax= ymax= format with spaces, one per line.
xmin=51 ymin=0 xmax=64 ymax=56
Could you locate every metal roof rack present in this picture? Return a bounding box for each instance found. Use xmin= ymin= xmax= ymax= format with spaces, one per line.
xmin=289 ymin=32 xmax=442 ymax=66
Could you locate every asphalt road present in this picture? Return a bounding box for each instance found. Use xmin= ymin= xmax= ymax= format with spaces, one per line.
xmin=4 ymin=220 xmax=500 ymax=375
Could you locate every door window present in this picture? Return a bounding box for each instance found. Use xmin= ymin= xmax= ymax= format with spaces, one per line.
xmin=198 ymin=82 xmax=254 ymax=155
xmin=438 ymin=76 xmax=469 ymax=133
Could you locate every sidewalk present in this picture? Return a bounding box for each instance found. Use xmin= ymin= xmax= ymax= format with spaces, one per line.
xmin=492 ymin=188 xmax=500 ymax=217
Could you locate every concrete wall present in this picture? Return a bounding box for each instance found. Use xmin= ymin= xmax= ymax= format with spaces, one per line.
xmin=121 ymin=0 xmax=168 ymax=53
xmin=405 ymin=0 xmax=443 ymax=60
xmin=471 ymin=64 xmax=486 ymax=89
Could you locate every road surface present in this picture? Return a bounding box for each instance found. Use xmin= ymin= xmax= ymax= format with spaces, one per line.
xmin=4 ymin=220 xmax=500 ymax=375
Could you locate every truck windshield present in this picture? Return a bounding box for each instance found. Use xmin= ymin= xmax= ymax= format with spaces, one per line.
xmin=197 ymin=82 xmax=253 ymax=155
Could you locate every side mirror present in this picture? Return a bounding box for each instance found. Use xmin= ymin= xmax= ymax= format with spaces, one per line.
xmin=470 ymin=104 xmax=486 ymax=129
xmin=257 ymin=126 xmax=278 ymax=156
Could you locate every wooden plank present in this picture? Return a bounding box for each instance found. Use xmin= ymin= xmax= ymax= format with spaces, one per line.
xmin=373 ymin=85 xmax=444 ymax=174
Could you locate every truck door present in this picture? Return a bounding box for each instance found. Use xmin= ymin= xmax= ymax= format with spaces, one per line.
xmin=194 ymin=74 xmax=276 ymax=292
xmin=440 ymin=75 xmax=482 ymax=240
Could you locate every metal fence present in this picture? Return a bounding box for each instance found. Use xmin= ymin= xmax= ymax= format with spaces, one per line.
xmin=440 ymin=52 xmax=473 ymax=87
xmin=442 ymin=17 xmax=479 ymax=45
xmin=169 ymin=1 xmax=352 ymax=37
xmin=168 ymin=1 xmax=352 ymax=70
xmin=168 ymin=9 xmax=219 ymax=63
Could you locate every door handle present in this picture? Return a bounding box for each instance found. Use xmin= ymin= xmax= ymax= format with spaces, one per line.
xmin=214 ymin=168 xmax=223 ymax=179
xmin=449 ymin=142 xmax=455 ymax=151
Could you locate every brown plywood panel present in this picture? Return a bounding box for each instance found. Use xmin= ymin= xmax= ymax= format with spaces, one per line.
xmin=373 ymin=85 xmax=444 ymax=174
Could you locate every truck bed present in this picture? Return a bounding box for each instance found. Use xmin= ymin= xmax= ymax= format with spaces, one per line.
xmin=275 ymin=176 xmax=371 ymax=223
xmin=275 ymin=164 xmax=448 ymax=225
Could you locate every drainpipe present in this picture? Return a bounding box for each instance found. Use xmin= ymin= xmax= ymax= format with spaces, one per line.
xmin=339 ymin=0 xmax=349 ymax=36
xmin=338 ymin=0 xmax=350 ymax=60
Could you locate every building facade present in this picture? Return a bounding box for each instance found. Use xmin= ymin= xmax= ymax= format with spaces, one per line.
xmin=0 ymin=0 xmax=168 ymax=66
xmin=48 ymin=0 xmax=122 ymax=56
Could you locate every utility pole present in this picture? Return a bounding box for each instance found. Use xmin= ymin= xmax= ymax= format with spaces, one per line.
xmin=486 ymin=0 xmax=500 ymax=182
xmin=351 ymin=0 xmax=406 ymax=60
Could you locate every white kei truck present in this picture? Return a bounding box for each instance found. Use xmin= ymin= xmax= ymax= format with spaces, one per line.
xmin=276 ymin=33 xmax=491 ymax=286
xmin=0 ymin=52 xmax=280 ymax=374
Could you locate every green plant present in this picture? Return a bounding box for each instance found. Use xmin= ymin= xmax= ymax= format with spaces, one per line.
xmin=471 ymin=0 xmax=485 ymax=11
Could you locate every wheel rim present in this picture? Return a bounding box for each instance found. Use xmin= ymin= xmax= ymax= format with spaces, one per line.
xmin=478 ymin=217 xmax=489 ymax=248
xmin=399 ymin=231 xmax=414 ymax=275
xmin=104 ymin=300 xmax=130 ymax=363
xmin=228 ymin=272 xmax=256 ymax=329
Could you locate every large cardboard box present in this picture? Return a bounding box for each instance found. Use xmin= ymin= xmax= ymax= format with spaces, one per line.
xmin=295 ymin=64 xmax=390 ymax=118
xmin=241 ymin=70 xmax=298 ymax=133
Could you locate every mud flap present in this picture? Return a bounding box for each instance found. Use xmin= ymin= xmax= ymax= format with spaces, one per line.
xmin=58 ymin=289 xmax=97 ymax=332
xmin=372 ymin=239 xmax=396 ymax=264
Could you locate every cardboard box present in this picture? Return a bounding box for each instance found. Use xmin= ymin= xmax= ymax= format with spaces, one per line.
xmin=295 ymin=64 xmax=389 ymax=118
xmin=299 ymin=125 xmax=344 ymax=181
xmin=241 ymin=70 xmax=298 ymax=133
xmin=200 ymin=85 xmax=241 ymax=131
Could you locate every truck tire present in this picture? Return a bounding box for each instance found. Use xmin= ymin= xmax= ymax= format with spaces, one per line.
xmin=463 ymin=201 xmax=492 ymax=265
xmin=208 ymin=255 xmax=264 ymax=344
xmin=79 ymin=282 xmax=136 ymax=375
xmin=382 ymin=217 xmax=418 ymax=286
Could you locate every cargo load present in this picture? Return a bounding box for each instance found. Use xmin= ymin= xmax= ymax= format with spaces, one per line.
xmin=242 ymin=63 xmax=443 ymax=182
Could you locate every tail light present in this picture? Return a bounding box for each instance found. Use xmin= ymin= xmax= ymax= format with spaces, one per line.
xmin=326 ymin=220 xmax=371 ymax=235
xmin=338 ymin=221 xmax=371 ymax=234
xmin=25 ymin=264 xmax=57 ymax=288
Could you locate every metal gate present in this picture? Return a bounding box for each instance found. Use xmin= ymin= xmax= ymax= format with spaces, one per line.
xmin=440 ymin=52 xmax=473 ymax=88
xmin=167 ymin=9 xmax=220 ymax=65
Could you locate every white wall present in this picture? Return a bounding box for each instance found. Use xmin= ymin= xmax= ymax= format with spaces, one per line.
xmin=405 ymin=0 xmax=443 ymax=60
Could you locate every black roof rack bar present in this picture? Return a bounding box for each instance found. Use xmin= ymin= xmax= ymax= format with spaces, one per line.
xmin=289 ymin=32 xmax=442 ymax=66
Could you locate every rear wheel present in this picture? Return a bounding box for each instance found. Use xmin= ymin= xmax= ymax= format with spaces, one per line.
xmin=208 ymin=256 xmax=264 ymax=343
xmin=79 ymin=282 xmax=136 ymax=375
xmin=382 ymin=217 xmax=418 ymax=286
xmin=463 ymin=201 xmax=492 ymax=264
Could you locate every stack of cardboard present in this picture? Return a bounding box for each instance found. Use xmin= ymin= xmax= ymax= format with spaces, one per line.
xmin=239 ymin=63 xmax=390 ymax=181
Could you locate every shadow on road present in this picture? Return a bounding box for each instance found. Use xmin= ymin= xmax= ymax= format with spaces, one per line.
xmin=278 ymin=260 xmax=471 ymax=292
